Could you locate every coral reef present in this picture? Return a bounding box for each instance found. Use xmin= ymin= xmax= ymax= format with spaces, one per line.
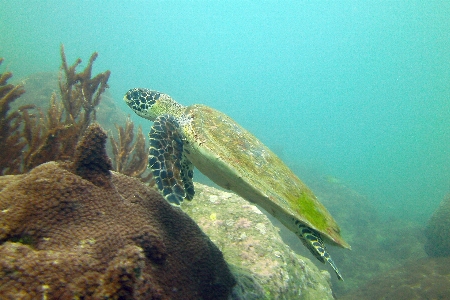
xmin=110 ymin=117 xmax=153 ymax=183
xmin=0 ymin=124 xmax=235 ymax=299
xmin=71 ymin=122 xmax=112 ymax=187
xmin=340 ymin=256 xmax=450 ymax=300
xmin=15 ymin=71 xmax=127 ymax=131
xmin=0 ymin=58 xmax=33 ymax=175
xmin=1 ymin=48 xmax=150 ymax=184
xmin=0 ymin=46 xmax=111 ymax=174
xmin=182 ymin=183 xmax=335 ymax=300
xmin=23 ymin=44 xmax=111 ymax=170
xmin=12 ymin=70 xmax=149 ymax=182
xmin=59 ymin=44 xmax=110 ymax=131
xmin=424 ymin=193 xmax=450 ymax=257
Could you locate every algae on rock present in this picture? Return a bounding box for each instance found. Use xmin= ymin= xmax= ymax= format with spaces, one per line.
xmin=182 ymin=183 xmax=335 ymax=300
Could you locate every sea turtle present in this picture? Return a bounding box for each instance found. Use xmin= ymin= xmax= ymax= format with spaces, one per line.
xmin=124 ymin=88 xmax=350 ymax=280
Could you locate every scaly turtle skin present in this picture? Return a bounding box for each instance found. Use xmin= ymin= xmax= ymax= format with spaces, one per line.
xmin=124 ymin=88 xmax=350 ymax=280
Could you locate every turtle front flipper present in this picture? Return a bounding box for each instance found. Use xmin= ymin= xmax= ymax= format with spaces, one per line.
xmin=297 ymin=225 xmax=344 ymax=281
xmin=180 ymin=154 xmax=195 ymax=200
xmin=148 ymin=115 xmax=194 ymax=205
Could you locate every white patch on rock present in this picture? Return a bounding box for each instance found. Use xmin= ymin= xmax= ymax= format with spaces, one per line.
xmin=209 ymin=195 xmax=219 ymax=203
xmin=255 ymin=223 xmax=266 ymax=235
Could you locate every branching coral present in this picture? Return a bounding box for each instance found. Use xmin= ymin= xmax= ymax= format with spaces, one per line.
xmin=59 ymin=44 xmax=110 ymax=134
xmin=24 ymin=44 xmax=111 ymax=169
xmin=0 ymin=46 xmax=111 ymax=174
xmin=1 ymin=47 xmax=152 ymax=189
xmin=0 ymin=58 xmax=32 ymax=175
xmin=21 ymin=93 xmax=79 ymax=170
xmin=110 ymin=116 xmax=153 ymax=184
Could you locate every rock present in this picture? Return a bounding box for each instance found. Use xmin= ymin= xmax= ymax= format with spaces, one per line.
xmin=425 ymin=193 xmax=450 ymax=257
xmin=340 ymin=256 xmax=450 ymax=300
xmin=182 ymin=183 xmax=335 ymax=300
xmin=0 ymin=124 xmax=235 ymax=299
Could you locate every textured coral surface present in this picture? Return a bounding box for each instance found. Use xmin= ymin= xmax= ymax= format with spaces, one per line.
xmin=0 ymin=124 xmax=235 ymax=299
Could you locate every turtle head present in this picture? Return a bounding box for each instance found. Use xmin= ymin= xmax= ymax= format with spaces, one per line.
xmin=124 ymin=88 xmax=185 ymax=121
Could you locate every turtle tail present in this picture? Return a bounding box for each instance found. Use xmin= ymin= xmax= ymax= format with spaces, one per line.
xmin=297 ymin=226 xmax=344 ymax=281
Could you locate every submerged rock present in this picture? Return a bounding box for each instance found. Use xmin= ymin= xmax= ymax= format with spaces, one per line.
xmin=0 ymin=124 xmax=235 ymax=299
xmin=425 ymin=193 xmax=450 ymax=257
xmin=295 ymin=168 xmax=427 ymax=297
xmin=340 ymin=256 xmax=450 ymax=300
xmin=183 ymin=183 xmax=335 ymax=300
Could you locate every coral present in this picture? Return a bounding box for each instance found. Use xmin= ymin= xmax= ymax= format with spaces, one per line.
xmin=0 ymin=58 xmax=33 ymax=175
xmin=0 ymin=46 xmax=111 ymax=175
xmin=21 ymin=93 xmax=77 ymax=170
xmin=1 ymin=49 xmax=150 ymax=187
xmin=59 ymin=44 xmax=110 ymax=134
xmin=71 ymin=123 xmax=112 ymax=187
xmin=340 ymin=256 xmax=450 ymax=300
xmin=424 ymin=193 xmax=450 ymax=257
xmin=0 ymin=124 xmax=235 ymax=299
xmin=23 ymin=44 xmax=111 ymax=170
xmin=182 ymin=183 xmax=335 ymax=300
xmin=110 ymin=116 xmax=153 ymax=184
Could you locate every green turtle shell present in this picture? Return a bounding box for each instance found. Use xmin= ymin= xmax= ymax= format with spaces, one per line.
xmin=182 ymin=104 xmax=350 ymax=249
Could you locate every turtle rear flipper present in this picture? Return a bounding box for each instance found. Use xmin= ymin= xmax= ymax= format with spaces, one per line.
xmin=148 ymin=115 xmax=194 ymax=205
xmin=298 ymin=226 xmax=344 ymax=281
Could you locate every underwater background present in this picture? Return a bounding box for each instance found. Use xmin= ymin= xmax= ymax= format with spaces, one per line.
xmin=1 ymin=1 xmax=450 ymax=298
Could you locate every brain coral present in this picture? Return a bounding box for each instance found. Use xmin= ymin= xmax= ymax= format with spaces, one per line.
xmin=0 ymin=123 xmax=235 ymax=299
xmin=425 ymin=193 xmax=450 ymax=257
